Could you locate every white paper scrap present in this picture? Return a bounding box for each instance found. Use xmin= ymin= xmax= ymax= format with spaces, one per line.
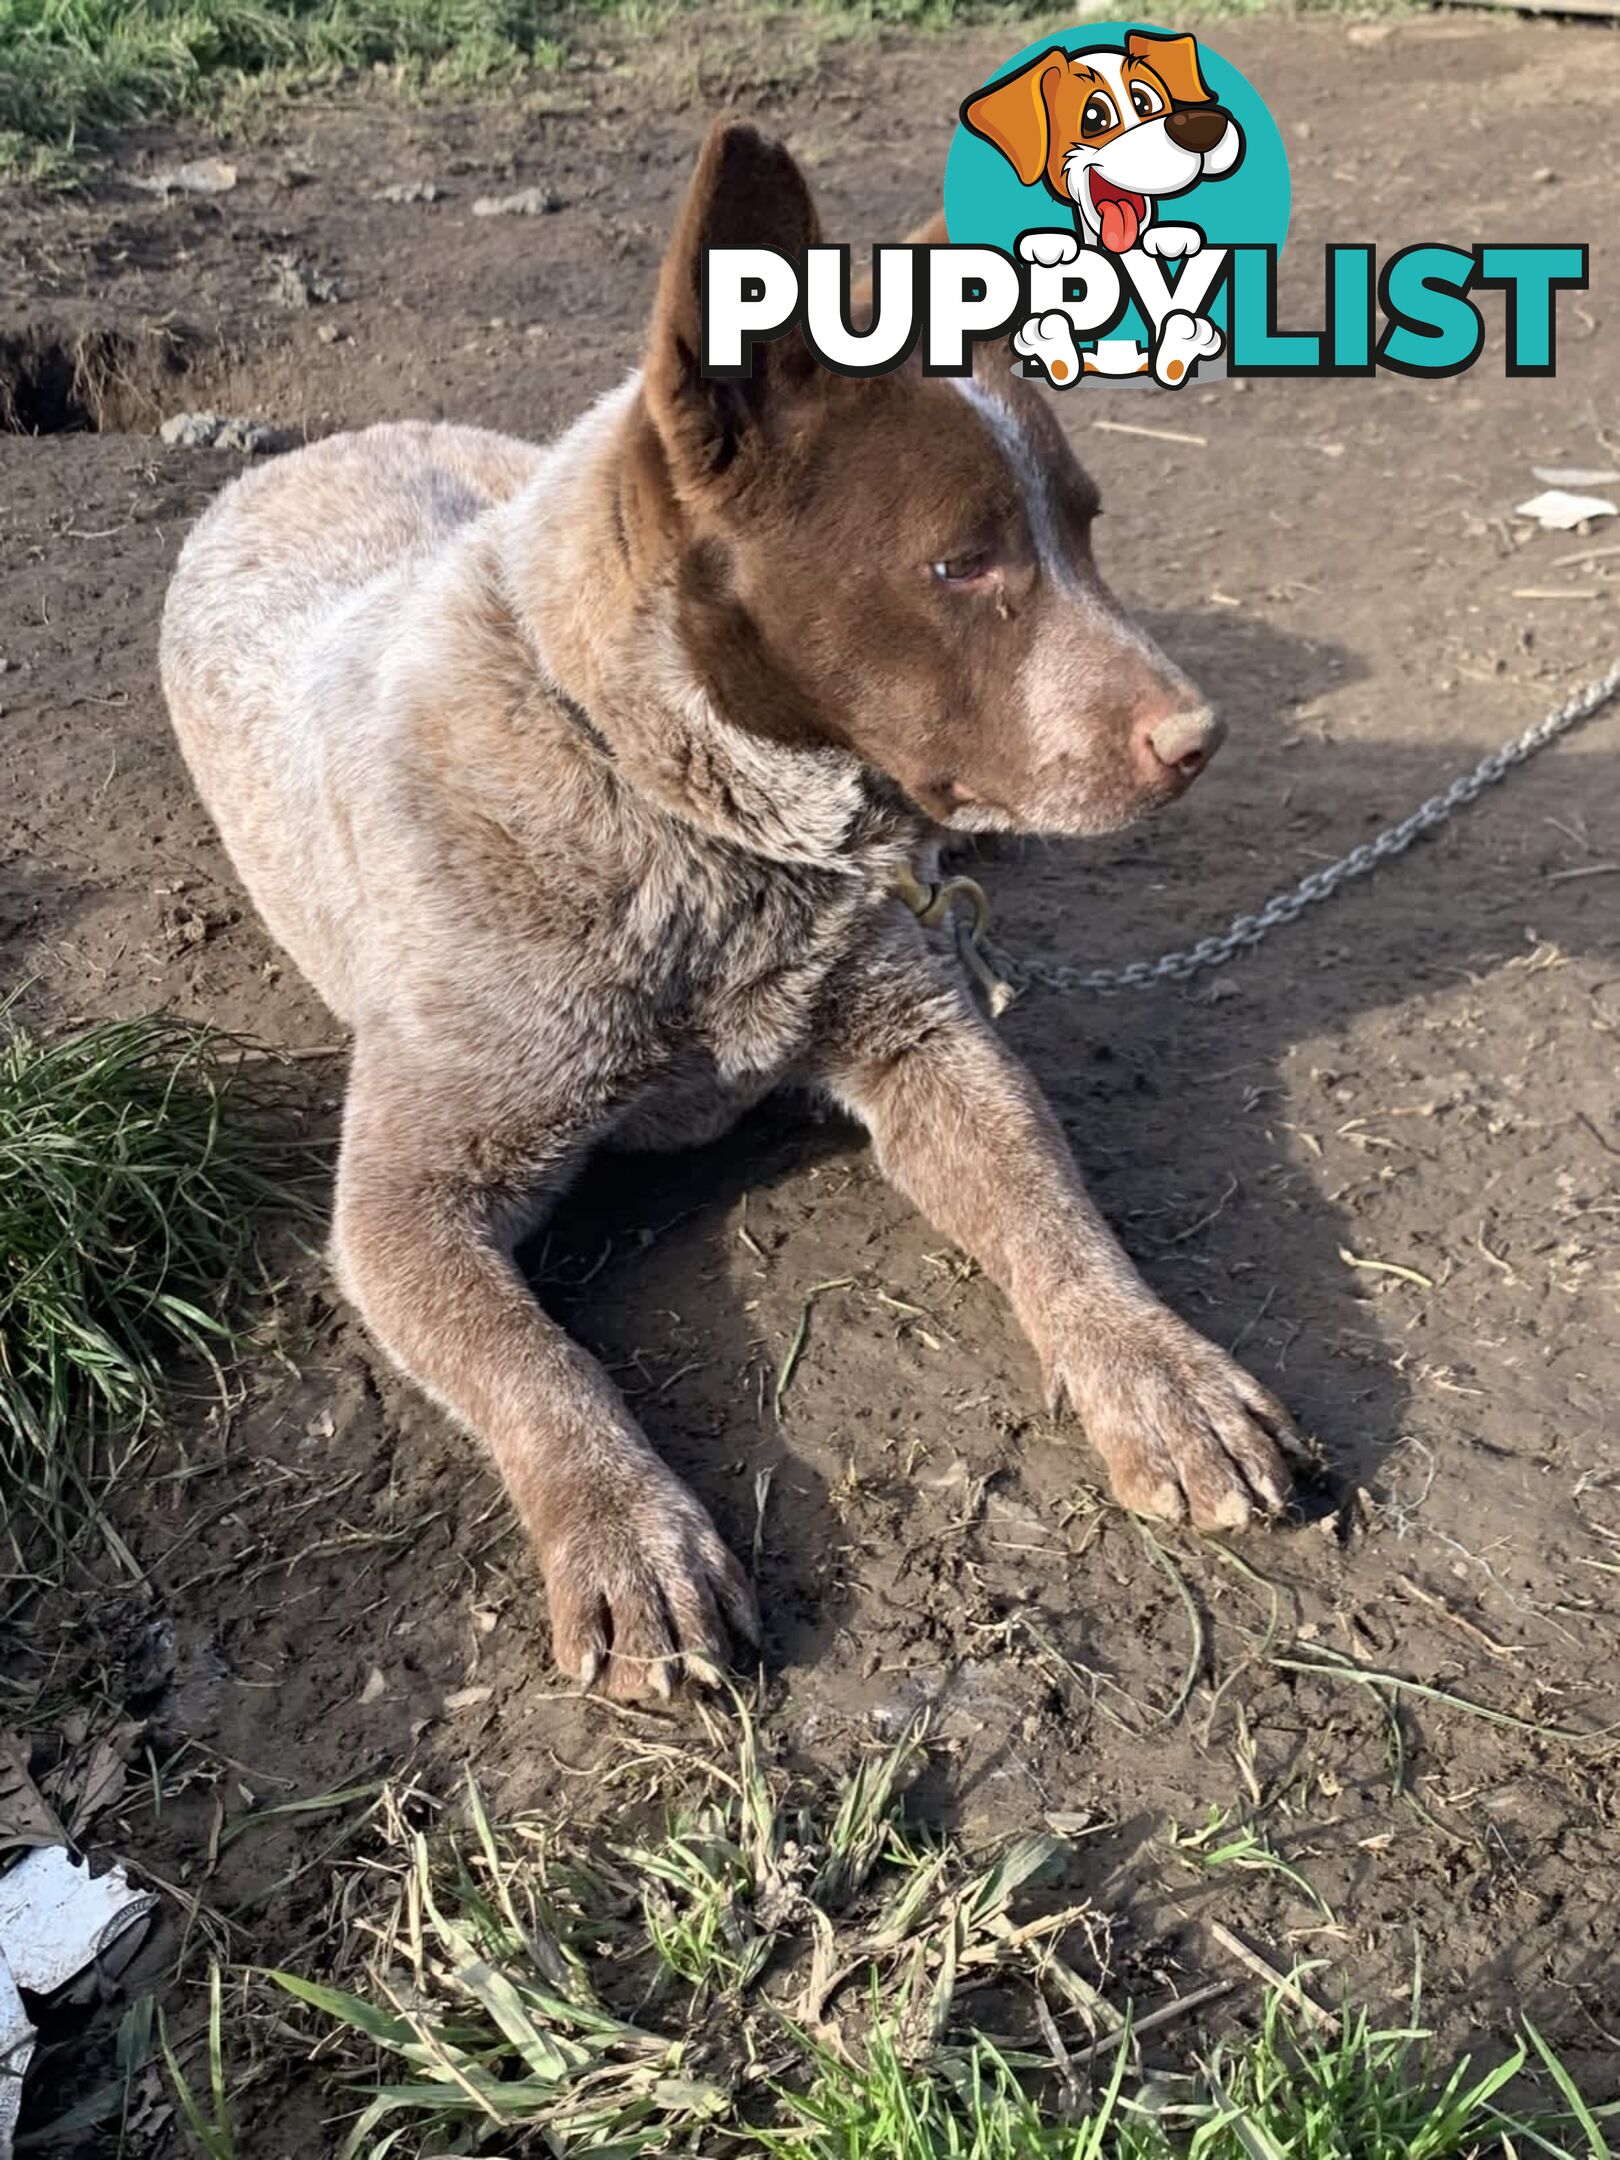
xmin=1515 ymin=489 xmax=1618 ymax=531
xmin=0 ymin=1848 xmax=157 ymax=2159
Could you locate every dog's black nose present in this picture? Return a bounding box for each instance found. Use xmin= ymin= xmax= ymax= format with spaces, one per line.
xmin=1165 ymin=107 xmax=1228 ymax=154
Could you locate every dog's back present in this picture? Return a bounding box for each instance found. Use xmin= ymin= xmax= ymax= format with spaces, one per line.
xmin=160 ymin=421 xmax=543 ymax=1015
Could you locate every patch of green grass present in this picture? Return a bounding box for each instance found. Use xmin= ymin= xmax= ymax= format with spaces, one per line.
xmin=0 ymin=0 xmax=574 ymax=175
xmin=160 ymin=1963 xmax=238 ymax=2160
xmin=0 ymin=0 xmax=1421 ymax=178
xmin=237 ymin=1708 xmax=1616 ymax=2159
xmin=1166 ymin=1803 xmax=1335 ymax=1924
xmin=1189 ymin=1994 xmax=1617 ymax=2160
xmin=771 ymin=1998 xmax=1620 ymax=2160
xmin=0 ymin=1007 xmax=316 ymax=1569
xmin=764 ymin=2017 xmax=1153 ymax=2159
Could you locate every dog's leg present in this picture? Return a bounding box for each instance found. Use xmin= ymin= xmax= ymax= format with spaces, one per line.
xmin=814 ymin=949 xmax=1296 ymax=1531
xmin=330 ymin=1053 xmax=758 ymax=1700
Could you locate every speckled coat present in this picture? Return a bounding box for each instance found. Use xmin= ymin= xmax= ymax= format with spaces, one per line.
xmin=160 ymin=121 xmax=1296 ymax=1699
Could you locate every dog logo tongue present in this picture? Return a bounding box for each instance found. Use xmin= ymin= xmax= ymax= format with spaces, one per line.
xmin=1092 ymin=177 xmax=1144 ymax=253
xmin=1098 ymin=195 xmax=1139 ymax=251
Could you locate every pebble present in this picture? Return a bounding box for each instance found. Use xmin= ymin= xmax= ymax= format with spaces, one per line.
xmin=269 ymin=254 xmax=340 ymax=308
xmin=472 ymin=186 xmax=560 ymax=218
xmin=159 ymin=412 xmax=278 ymax=454
xmin=376 ymin=180 xmax=449 ymax=204
xmin=128 ymin=157 xmax=237 ymax=198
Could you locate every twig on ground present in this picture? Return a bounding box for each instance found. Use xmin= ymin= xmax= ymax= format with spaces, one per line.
xmin=1206 ymin=1922 xmax=1339 ymax=2035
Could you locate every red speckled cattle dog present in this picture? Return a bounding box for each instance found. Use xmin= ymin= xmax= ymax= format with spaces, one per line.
xmin=161 ymin=120 xmax=1296 ymax=1702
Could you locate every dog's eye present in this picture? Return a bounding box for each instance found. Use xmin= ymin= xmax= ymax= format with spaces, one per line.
xmin=931 ymin=549 xmax=992 ymax=586
xmin=1080 ymin=91 xmax=1119 ymax=138
xmin=1129 ymin=81 xmax=1165 ymax=119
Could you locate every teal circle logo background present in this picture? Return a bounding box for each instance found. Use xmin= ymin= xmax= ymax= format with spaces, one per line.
xmin=944 ymin=22 xmax=1290 ymax=351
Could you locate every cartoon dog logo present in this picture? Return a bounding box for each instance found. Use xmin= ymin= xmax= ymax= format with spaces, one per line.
xmin=959 ymin=30 xmax=1244 ymax=390
xmin=962 ymin=30 xmax=1244 ymax=260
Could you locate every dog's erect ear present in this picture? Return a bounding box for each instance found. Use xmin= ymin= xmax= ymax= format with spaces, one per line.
xmin=644 ymin=119 xmax=822 ymax=502
xmin=962 ymin=51 xmax=1065 ymax=188
xmin=1125 ymin=30 xmax=1214 ymax=107
xmin=902 ymin=210 xmax=951 ymax=250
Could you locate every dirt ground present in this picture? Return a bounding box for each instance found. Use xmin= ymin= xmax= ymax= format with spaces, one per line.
xmin=4 ymin=7 xmax=1620 ymax=2148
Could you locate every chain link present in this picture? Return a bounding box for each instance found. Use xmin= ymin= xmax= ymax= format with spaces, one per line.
xmin=1005 ymin=657 xmax=1620 ymax=998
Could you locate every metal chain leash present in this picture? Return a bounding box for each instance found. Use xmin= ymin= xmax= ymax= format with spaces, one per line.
xmin=999 ymin=655 xmax=1620 ymax=998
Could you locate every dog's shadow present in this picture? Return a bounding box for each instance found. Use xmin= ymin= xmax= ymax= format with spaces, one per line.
xmin=530 ymin=605 xmax=1618 ymax=1689
xmin=530 ymin=1105 xmax=862 ymax=1688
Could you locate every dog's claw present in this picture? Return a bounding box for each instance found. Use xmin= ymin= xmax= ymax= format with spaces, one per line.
xmin=718 ymin=1570 xmax=763 ymax=1650
xmin=545 ymin=1467 xmax=753 ymax=1704
xmin=1047 ymin=1310 xmax=1297 ymax=1534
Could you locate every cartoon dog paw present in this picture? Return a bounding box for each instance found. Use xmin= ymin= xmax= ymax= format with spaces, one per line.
xmin=1152 ymin=308 xmax=1222 ymax=387
xmin=1138 ymin=224 xmax=1205 ymax=261
xmin=1017 ymin=229 xmax=1081 ymax=268
xmin=1012 ymin=309 xmax=1083 ymax=387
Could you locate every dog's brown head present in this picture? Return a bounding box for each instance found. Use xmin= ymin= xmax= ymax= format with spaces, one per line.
xmin=630 ymin=119 xmax=1222 ymax=840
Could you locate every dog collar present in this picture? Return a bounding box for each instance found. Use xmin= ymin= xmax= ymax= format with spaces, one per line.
xmin=891 ymin=864 xmax=1017 ymax=1018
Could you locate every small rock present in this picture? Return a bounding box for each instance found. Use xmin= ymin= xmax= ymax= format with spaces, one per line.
xmin=129 ymin=156 xmax=237 ymax=198
xmin=376 ymin=179 xmax=449 ymax=204
xmin=316 ymin=321 xmax=345 ymax=345
xmin=269 ymin=252 xmax=340 ymax=308
xmin=1532 ymin=167 xmax=1556 ymax=184
xmin=159 ymin=411 xmax=278 ymax=454
xmin=472 ymin=186 xmax=561 ymax=218
xmin=158 ymin=411 xmax=219 ymax=448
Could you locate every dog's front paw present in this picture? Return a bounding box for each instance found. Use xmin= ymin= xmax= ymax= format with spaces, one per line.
xmin=1013 ymin=310 xmax=1083 ymax=386
xmin=1138 ymin=223 xmax=1204 ymax=260
xmin=1152 ymin=309 xmax=1222 ymax=388
xmin=1018 ymin=229 xmax=1081 ymax=267
xmin=1047 ymin=1309 xmax=1296 ymax=1532
xmin=540 ymin=1466 xmax=759 ymax=1701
